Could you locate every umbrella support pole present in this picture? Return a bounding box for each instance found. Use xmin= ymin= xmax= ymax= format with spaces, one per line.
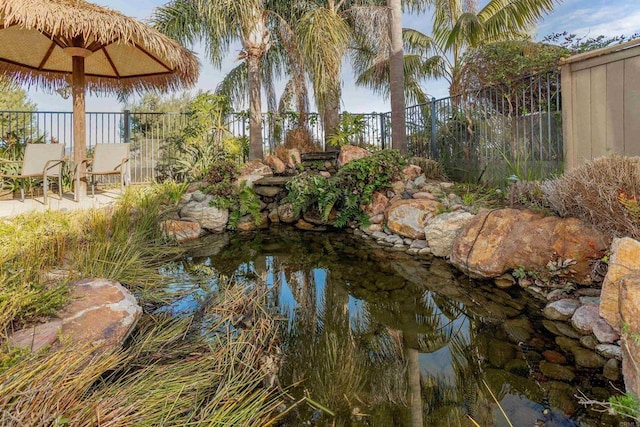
xmin=72 ymin=55 xmax=87 ymax=201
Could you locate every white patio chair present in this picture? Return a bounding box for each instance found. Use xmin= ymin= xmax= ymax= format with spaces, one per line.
xmin=75 ymin=143 xmax=130 ymax=201
xmin=0 ymin=143 xmax=65 ymax=203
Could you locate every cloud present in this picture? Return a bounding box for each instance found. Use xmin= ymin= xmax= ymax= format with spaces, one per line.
xmin=571 ymin=9 xmax=640 ymax=38
xmin=538 ymin=0 xmax=640 ymax=38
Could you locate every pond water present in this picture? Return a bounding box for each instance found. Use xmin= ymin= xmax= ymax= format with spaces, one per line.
xmin=160 ymin=227 xmax=623 ymax=426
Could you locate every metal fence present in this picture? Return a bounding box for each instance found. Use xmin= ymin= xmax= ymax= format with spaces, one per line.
xmin=0 ymin=70 xmax=562 ymax=185
xmin=406 ymin=70 xmax=563 ymax=184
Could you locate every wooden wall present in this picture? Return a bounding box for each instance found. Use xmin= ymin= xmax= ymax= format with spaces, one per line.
xmin=561 ymin=40 xmax=640 ymax=169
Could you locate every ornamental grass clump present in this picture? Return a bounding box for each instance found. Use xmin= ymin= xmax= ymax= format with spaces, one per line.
xmin=1 ymin=185 xmax=290 ymax=425
xmin=0 ymin=286 xmax=289 ymax=426
xmin=542 ymin=155 xmax=640 ymax=239
xmin=0 ymin=182 xmax=184 ymax=347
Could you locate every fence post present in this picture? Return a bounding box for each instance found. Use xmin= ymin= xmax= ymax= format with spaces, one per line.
xmin=430 ymin=97 xmax=438 ymax=159
xmin=380 ymin=113 xmax=386 ymax=150
xmin=123 ymin=109 xmax=131 ymax=142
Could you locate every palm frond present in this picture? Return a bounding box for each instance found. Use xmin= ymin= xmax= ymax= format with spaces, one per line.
xmin=215 ymin=63 xmax=249 ymax=109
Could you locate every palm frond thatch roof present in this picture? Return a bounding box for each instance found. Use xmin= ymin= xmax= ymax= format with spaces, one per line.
xmin=0 ymin=0 xmax=199 ymax=93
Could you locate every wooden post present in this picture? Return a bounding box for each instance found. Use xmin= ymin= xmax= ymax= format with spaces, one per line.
xmin=560 ymin=64 xmax=575 ymax=171
xmin=72 ymin=55 xmax=87 ymax=200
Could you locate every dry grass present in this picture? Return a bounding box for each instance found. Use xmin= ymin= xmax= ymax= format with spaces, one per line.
xmin=283 ymin=127 xmax=322 ymax=153
xmin=542 ymin=155 xmax=640 ymax=239
xmin=408 ymin=157 xmax=447 ymax=181
xmin=0 ymin=285 xmax=289 ymax=426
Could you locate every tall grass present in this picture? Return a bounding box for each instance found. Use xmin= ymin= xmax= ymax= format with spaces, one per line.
xmin=0 ymin=287 xmax=289 ymax=426
xmin=0 ymin=184 xmax=182 ymax=339
xmin=0 ymin=184 xmax=290 ymax=425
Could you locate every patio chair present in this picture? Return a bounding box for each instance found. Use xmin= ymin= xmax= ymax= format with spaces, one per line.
xmin=0 ymin=143 xmax=65 ymax=203
xmin=75 ymin=143 xmax=130 ymax=201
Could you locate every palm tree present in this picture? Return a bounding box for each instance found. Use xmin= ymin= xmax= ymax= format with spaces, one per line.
xmin=291 ymin=0 xmax=389 ymax=147
xmin=388 ymin=0 xmax=407 ymax=153
xmin=356 ymin=0 xmax=558 ymax=99
xmin=152 ymin=0 xmax=277 ymax=160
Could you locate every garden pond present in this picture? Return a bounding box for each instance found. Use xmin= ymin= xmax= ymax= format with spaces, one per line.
xmin=160 ymin=227 xmax=624 ymax=426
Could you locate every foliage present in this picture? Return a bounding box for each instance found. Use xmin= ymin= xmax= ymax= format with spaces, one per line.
xmin=202 ymin=153 xmax=239 ymax=199
xmin=0 ymin=77 xmax=38 ymax=147
xmin=543 ymin=31 xmax=640 ymax=54
xmin=459 ymin=40 xmax=566 ymax=91
xmin=542 ymin=155 xmax=640 ymax=239
xmin=326 ymin=112 xmax=368 ymax=147
xmin=354 ymin=0 xmax=557 ymax=98
xmin=284 ymin=149 xmax=406 ymax=227
xmin=408 ymin=157 xmax=446 ymax=180
xmin=0 ymin=286 xmax=290 ymax=425
xmin=200 ymin=156 xmax=261 ymax=230
xmin=608 ymin=393 xmax=640 ymax=420
xmin=225 ymin=181 xmax=263 ymax=230
xmin=0 ymin=183 xmax=186 ymax=340
xmin=156 ymin=92 xmax=240 ymax=181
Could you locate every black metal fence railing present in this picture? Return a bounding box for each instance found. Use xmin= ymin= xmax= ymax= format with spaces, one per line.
xmin=0 ymin=70 xmax=563 ymax=185
xmin=405 ymin=70 xmax=563 ymax=184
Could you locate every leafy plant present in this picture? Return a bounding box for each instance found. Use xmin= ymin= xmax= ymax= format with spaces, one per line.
xmin=224 ymin=181 xmax=262 ymax=230
xmin=284 ymin=149 xmax=406 ymax=227
xmin=202 ymin=154 xmax=239 ymax=199
xmin=326 ymin=113 xmax=368 ymax=147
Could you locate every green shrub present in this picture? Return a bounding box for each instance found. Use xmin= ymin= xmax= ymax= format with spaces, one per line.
xmin=542 ymin=155 xmax=640 ymax=239
xmin=202 ymin=154 xmax=239 ymax=199
xmin=284 ymin=149 xmax=406 ymax=227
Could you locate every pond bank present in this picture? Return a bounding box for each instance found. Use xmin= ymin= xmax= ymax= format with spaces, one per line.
xmin=162 ymin=146 xmax=638 ymax=402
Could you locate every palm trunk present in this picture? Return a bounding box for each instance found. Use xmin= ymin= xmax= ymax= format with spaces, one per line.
xmin=248 ymin=53 xmax=264 ymax=160
xmin=322 ymin=82 xmax=341 ymax=151
xmin=388 ymin=0 xmax=407 ymax=154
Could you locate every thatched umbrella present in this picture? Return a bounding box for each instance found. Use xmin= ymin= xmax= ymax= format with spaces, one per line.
xmin=0 ymin=0 xmax=199 ymax=198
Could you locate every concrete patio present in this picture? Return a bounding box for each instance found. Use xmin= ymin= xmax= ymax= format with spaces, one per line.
xmin=0 ymin=190 xmax=121 ymax=218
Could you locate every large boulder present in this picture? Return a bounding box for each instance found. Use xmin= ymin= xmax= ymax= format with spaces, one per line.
xmin=8 ymin=279 xmax=142 ymax=353
xmin=161 ymin=219 xmax=203 ymax=243
xmin=180 ymin=197 xmax=229 ymax=233
xmin=240 ymin=160 xmax=272 ymax=177
xmin=282 ymin=148 xmax=302 ymax=168
xmin=237 ymin=212 xmax=269 ymax=232
xmin=450 ymin=209 xmax=609 ymax=283
xmin=402 ymin=164 xmax=421 ymax=181
xmin=600 ymin=238 xmax=640 ymax=331
xmin=424 ymin=211 xmax=474 ymax=257
xmin=60 ymin=278 xmax=141 ymax=348
xmin=278 ymin=203 xmax=300 ymax=224
xmin=615 ymin=273 xmax=640 ymax=394
xmin=8 ymin=320 xmax=62 ymax=352
xmin=386 ymin=199 xmax=443 ymax=239
xmin=265 ymin=155 xmax=286 ymax=174
xmin=237 ymin=160 xmax=273 ymax=188
xmin=338 ymin=145 xmax=369 ymax=166
xmin=363 ymin=191 xmax=389 ymax=217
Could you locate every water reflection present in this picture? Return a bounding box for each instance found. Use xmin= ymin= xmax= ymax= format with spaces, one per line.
xmin=161 ymin=228 xmax=619 ymax=426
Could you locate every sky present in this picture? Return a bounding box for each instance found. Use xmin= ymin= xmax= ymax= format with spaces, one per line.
xmin=24 ymin=0 xmax=640 ymax=114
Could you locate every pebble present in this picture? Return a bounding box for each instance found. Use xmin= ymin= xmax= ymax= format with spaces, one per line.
xmin=592 ymin=318 xmax=620 ymax=344
xmin=603 ymin=359 xmax=621 ymax=381
xmin=571 ymin=305 xmax=600 ymax=334
xmin=371 ymin=231 xmax=387 ymax=240
xmin=543 ymin=299 xmax=580 ymax=321
xmin=595 ymin=344 xmax=622 ymax=360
